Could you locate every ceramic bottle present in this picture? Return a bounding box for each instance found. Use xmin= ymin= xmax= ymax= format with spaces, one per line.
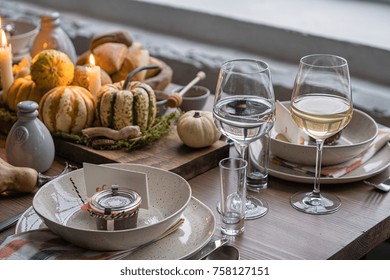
xmin=5 ymin=101 xmax=55 ymax=172
xmin=30 ymin=11 xmax=77 ymax=63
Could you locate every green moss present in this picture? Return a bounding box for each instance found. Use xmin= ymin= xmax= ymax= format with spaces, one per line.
xmin=53 ymin=111 xmax=180 ymax=152
xmin=0 ymin=104 xmax=17 ymax=123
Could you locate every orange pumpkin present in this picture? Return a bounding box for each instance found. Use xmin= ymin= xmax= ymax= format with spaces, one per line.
xmin=6 ymin=76 xmax=45 ymax=112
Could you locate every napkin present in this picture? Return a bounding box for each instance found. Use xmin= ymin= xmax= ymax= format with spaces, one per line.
xmin=0 ymin=218 xmax=184 ymax=260
xmin=272 ymin=127 xmax=390 ymax=178
xmin=0 ymin=229 xmax=130 ymax=260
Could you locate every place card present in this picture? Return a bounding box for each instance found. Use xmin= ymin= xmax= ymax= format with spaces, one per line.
xmin=83 ymin=163 xmax=150 ymax=209
xmin=274 ymin=100 xmax=307 ymax=144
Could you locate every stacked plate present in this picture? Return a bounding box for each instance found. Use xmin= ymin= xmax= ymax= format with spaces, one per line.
xmin=31 ymin=163 xmax=215 ymax=256
xmin=267 ymin=101 xmax=390 ymax=184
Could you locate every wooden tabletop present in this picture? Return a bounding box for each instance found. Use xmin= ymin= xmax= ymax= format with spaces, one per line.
xmin=1 ymin=132 xmax=390 ymax=260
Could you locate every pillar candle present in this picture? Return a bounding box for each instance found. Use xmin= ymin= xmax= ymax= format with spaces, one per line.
xmin=86 ymin=54 xmax=101 ymax=98
xmin=0 ymin=29 xmax=14 ymax=104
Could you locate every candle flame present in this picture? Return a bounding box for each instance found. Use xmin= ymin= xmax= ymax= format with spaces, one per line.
xmin=0 ymin=29 xmax=7 ymax=47
xmin=89 ymin=54 xmax=96 ymax=66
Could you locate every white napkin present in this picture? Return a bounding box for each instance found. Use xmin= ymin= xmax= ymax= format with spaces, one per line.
xmin=0 ymin=229 xmax=129 ymax=260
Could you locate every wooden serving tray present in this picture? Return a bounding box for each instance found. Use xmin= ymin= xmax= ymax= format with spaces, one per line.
xmin=1 ymin=87 xmax=227 ymax=180
xmin=53 ymin=130 xmax=229 ymax=180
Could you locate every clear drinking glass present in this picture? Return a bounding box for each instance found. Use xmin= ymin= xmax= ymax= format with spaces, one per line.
xmin=219 ymin=157 xmax=247 ymax=235
xmin=213 ymin=58 xmax=275 ymax=220
xmin=290 ymin=54 xmax=353 ymax=214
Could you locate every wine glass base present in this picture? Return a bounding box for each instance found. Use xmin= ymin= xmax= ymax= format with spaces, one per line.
xmin=290 ymin=191 xmax=341 ymax=215
xmin=217 ymin=197 xmax=269 ymax=221
xmin=244 ymin=196 xmax=269 ymax=220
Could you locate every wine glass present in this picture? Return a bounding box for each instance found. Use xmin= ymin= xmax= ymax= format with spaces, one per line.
xmin=213 ymin=58 xmax=275 ymax=220
xmin=290 ymin=54 xmax=353 ymax=214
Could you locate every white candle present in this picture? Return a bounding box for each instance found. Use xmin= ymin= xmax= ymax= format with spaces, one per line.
xmin=86 ymin=54 xmax=101 ymax=98
xmin=0 ymin=29 xmax=14 ymax=104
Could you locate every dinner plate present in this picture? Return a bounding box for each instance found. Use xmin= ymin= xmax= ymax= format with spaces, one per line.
xmin=268 ymin=143 xmax=390 ymax=184
xmin=16 ymin=197 xmax=215 ymax=260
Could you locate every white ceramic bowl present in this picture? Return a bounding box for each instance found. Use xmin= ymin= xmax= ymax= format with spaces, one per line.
xmin=3 ymin=18 xmax=39 ymax=62
xmin=33 ymin=163 xmax=192 ymax=251
xmin=270 ymin=105 xmax=378 ymax=166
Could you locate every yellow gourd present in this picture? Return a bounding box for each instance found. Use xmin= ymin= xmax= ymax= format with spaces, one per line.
xmin=30 ymin=49 xmax=75 ymax=91
xmin=177 ymin=110 xmax=221 ymax=148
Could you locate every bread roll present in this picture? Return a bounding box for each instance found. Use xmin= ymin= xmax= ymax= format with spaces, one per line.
xmin=90 ymin=31 xmax=133 ymax=50
xmin=111 ymin=42 xmax=150 ymax=83
xmin=92 ymin=42 xmax=127 ymax=75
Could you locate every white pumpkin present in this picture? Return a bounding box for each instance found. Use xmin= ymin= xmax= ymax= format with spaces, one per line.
xmin=177 ymin=110 xmax=221 ymax=148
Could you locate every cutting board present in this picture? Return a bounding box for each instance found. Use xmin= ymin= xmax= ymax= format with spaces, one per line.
xmin=53 ymin=130 xmax=230 ymax=180
xmin=0 ymin=91 xmax=229 ymax=180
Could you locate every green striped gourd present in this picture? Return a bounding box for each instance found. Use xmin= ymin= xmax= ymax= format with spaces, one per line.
xmin=95 ymin=65 xmax=159 ymax=131
xmin=39 ymin=86 xmax=95 ymax=133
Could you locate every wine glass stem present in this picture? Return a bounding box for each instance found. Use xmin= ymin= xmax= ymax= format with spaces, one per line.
xmin=313 ymin=139 xmax=325 ymax=195
xmin=238 ymin=144 xmax=247 ymax=161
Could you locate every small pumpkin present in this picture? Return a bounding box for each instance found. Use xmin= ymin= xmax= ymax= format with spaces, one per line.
xmin=95 ymin=65 xmax=159 ymax=131
xmin=39 ymin=86 xmax=95 ymax=133
xmin=6 ymin=76 xmax=45 ymax=112
xmin=177 ymin=110 xmax=221 ymax=148
xmin=31 ymin=49 xmax=75 ymax=91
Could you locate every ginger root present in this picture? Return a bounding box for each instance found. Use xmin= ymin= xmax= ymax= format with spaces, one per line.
xmin=81 ymin=125 xmax=142 ymax=140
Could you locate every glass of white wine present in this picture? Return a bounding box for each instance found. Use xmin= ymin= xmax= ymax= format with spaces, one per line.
xmin=290 ymin=54 xmax=353 ymax=214
xmin=213 ymin=58 xmax=275 ymax=219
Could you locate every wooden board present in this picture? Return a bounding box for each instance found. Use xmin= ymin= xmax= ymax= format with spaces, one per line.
xmin=1 ymin=90 xmax=228 ymax=180
xmin=53 ymin=130 xmax=229 ymax=180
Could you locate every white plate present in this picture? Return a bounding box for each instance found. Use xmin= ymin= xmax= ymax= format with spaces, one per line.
xmin=268 ymin=143 xmax=390 ymax=184
xmin=33 ymin=163 xmax=192 ymax=251
xmin=16 ymin=197 xmax=215 ymax=260
xmin=271 ymin=103 xmax=378 ymax=166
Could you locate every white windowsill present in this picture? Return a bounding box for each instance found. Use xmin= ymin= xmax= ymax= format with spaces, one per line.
xmin=3 ymin=0 xmax=390 ymax=124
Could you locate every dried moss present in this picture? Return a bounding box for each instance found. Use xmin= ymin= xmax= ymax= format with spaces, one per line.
xmin=0 ymin=104 xmax=17 ymax=123
xmin=53 ymin=111 xmax=180 ymax=152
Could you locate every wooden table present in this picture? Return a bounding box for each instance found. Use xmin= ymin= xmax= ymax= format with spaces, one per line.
xmin=1 ymin=133 xmax=390 ymax=260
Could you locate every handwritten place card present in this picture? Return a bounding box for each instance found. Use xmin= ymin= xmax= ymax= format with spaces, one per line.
xmin=83 ymin=163 xmax=150 ymax=209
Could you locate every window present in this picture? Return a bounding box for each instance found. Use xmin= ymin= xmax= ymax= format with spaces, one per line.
xmin=4 ymin=0 xmax=390 ymax=124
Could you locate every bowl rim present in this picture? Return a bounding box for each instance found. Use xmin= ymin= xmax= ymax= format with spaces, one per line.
xmin=173 ymin=85 xmax=210 ymax=100
xmin=33 ymin=163 xmax=192 ymax=233
xmin=156 ymin=98 xmax=167 ymax=104
xmin=271 ymin=102 xmax=378 ymax=150
xmin=3 ymin=18 xmax=39 ymax=40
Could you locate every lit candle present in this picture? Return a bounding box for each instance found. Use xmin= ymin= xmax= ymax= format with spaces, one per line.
xmin=86 ymin=54 xmax=101 ymax=98
xmin=0 ymin=28 xmax=14 ymax=104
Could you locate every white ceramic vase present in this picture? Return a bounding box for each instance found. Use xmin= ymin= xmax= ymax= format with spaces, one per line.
xmin=30 ymin=11 xmax=77 ymax=63
xmin=5 ymin=101 xmax=55 ymax=172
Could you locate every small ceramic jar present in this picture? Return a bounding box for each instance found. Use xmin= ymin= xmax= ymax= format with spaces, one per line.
xmin=5 ymin=101 xmax=55 ymax=172
xmin=30 ymin=12 xmax=77 ymax=63
xmin=88 ymin=185 xmax=142 ymax=231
